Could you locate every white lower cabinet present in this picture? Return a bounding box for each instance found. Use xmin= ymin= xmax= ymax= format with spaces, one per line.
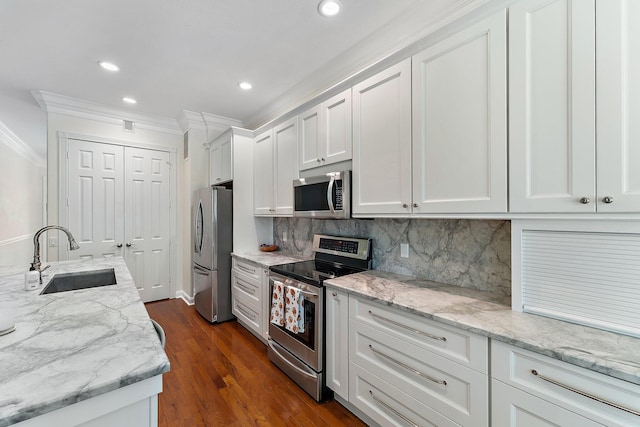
xmin=326 ymin=291 xmax=488 ymax=426
xmin=491 ymin=341 xmax=640 ymax=426
xmin=231 ymin=258 xmax=268 ymax=342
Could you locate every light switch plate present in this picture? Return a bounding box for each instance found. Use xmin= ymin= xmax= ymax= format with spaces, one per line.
xmin=400 ymin=243 xmax=409 ymax=258
xmin=282 ymin=231 xmax=288 ymax=242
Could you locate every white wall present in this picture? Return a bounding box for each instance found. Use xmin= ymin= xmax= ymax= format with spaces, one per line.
xmin=45 ymin=112 xmax=186 ymax=295
xmin=0 ymin=89 xmax=47 ymax=270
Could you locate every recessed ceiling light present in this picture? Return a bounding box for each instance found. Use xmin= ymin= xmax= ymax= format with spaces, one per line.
xmin=238 ymin=81 xmax=252 ymax=90
xmin=122 ymin=97 xmax=137 ymax=104
xmin=98 ymin=61 xmax=120 ymax=72
xmin=318 ymin=0 xmax=342 ymax=17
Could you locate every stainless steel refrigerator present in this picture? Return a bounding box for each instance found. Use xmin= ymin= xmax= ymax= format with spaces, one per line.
xmin=192 ymin=186 xmax=234 ymax=323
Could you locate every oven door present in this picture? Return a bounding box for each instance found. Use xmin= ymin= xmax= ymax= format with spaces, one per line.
xmin=268 ymin=272 xmax=323 ymax=372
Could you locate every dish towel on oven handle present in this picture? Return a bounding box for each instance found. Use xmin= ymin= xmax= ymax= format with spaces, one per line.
xmin=285 ymin=286 xmax=305 ymax=334
xmin=270 ymin=280 xmax=284 ymax=326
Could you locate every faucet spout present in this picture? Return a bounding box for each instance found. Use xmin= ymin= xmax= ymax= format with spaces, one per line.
xmin=30 ymin=225 xmax=80 ymax=272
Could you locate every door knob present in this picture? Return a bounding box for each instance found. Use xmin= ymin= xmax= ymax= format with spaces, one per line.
xmin=602 ymin=196 xmax=614 ymax=204
xmin=579 ymin=197 xmax=590 ymax=204
xmin=126 ymin=243 xmax=132 ymax=247
xmin=116 ymin=243 xmax=123 ymax=248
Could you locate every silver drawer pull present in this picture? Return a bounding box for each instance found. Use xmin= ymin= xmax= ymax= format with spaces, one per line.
xmin=236 ymin=303 xmax=257 ymax=320
xmin=531 ymin=370 xmax=640 ymax=417
xmin=237 ymin=264 xmax=256 ymax=274
xmin=369 ymin=390 xmax=419 ymax=427
xmin=369 ymin=310 xmax=446 ymax=342
xmin=370 ymin=345 xmax=447 ymax=386
xmin=235 ymin=279 xmax=256 ymax=295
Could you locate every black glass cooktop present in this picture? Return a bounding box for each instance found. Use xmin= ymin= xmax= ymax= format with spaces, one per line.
xmin=269 ymin=259 xmax=365 ymax=287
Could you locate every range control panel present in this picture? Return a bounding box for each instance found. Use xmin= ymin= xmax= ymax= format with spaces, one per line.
xmin=313 ymin=234 xmax=371 ymax=261
xmin=318 ymin=237 xmax=358 ymax=254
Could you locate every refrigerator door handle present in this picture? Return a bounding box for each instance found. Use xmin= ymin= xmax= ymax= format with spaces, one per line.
xmin=194 ymin=199 xmax=204 ymax=254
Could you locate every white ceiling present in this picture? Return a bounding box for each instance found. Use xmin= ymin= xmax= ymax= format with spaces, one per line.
xmin=0 ymin=0 xmax=466 ymax=129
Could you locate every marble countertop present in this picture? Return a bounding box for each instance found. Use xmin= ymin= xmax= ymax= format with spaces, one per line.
xmin=231 ymin=251 xmax=310 ymax=268
xmin=0 ymin=257 xmax=170 ymax=426
xmin=325 ymin=270 xmax=640 ymax=386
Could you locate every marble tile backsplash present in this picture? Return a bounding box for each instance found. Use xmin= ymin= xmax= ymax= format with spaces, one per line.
xmin=273 ymin=218 xmax=511 ymax=296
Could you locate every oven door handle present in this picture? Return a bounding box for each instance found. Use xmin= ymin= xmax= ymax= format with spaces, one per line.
xmin=267 ymin=340 xmax=318 ymax=380
xmin=326 ymin=175 xmax=335 ymax=214
xmin=270 ymin=278 xmax=319 ymax=299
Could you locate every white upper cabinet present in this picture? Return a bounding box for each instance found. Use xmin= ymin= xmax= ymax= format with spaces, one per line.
xmin=299 ymin=88 xmax=352 ymax=172
xmin=209 ymin=133 xmax=232 ymax=185
xmin=412 ymin=10 xmax=507 ymax=213
xmin=253 ymin=129 xmax=274 ymax=215
xmin=352 ymin=58 xmax=412 ymax=215
xmin=510 ymin=0 xmax=596 ymax=213
xmin=596 ymin=0 xmax=640 ymax=212
xmin=253 ymin=117 xmax=298 ymax=216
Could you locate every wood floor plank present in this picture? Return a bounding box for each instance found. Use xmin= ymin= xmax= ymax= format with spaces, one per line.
xmin=145 ymin=299 xmax=367 ymax=426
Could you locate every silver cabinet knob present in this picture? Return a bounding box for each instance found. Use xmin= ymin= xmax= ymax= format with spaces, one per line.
xmin=402 ymin=203 xmax=408 ymax=208
xmin=332 ymin=292 xmax=337 ymax=297
xmin=603 ymin=196 xmax=614 ymax=204
xmin=579 ymin=197 xmax=590 ymax=204
xmin=413 ymin=203 xmax=418 ymax=208
xmin=316 ymin=158 xmax=321 ymax=163
xmin=116 ymin=243 xmax=123 ymax=248
xmin=126 ymin=243 xmax=132 ymax=247
xmin=321 ymin=157 xmax=325 ymax=162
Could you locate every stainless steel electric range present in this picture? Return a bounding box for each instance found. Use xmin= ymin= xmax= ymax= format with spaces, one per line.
xmin=267 ymin=234 xmax=372 ymax=401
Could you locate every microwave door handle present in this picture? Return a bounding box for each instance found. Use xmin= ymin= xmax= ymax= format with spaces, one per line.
xmin=327 ymin=175 xmax=336 ymax=214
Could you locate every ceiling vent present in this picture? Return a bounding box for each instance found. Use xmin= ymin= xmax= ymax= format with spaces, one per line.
xmin=123 ymin=120 xmax=135 ymax=132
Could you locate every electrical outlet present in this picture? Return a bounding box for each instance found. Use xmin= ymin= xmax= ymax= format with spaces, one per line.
xmin=49 ymin=237 xmax=58 ymax=247
xmin=400 ymin=243 xmax=409 ymax=258
xmin=282 ymin=231 xmax=288 ymax=242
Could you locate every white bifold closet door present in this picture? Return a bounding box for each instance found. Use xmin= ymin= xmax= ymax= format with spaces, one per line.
xmin=67 ymin=139 xmax=171 ymax=302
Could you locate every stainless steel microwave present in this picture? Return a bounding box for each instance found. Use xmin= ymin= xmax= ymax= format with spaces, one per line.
xmin=293 ymin=171 xmax=350 ymax=219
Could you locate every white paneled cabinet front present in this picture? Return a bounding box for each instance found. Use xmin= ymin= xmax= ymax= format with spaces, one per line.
xmin=510 ymin=0 xmax=640 ymax=213
xmin=325 ymin=288 xmax=349 ymax=400
xmin=253 ymin=117 xmax=298 ymax=216
xmin=412 ymin=10 xmax=507 ymax=213
xmin=352 ymin=58 xmax=412 ymax=215
xmin=299 ymin=89 xmax=352 ymax=172
xmin=209 ymin=133 xmax=232 ymax=185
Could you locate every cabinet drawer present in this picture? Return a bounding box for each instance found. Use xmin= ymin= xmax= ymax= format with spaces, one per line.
xmin=351 ymin=320 xmax=488 ymax=426
xmin=349 ymin=362 xmax=461 ymax=427
xmin=492 ymin=379 xmax=603 ymax=427
xmin=492 ymin=341 xmax=640 ymax=426
xmin=231 ymin=271 xmax=260 ymax=306
xmin=232 ymin=296 xmax=261 ymax=333
xmin=232 ymin=258 xmax=262 ymax=282
xmin=350 ymin=297 xmax=488 ymax=373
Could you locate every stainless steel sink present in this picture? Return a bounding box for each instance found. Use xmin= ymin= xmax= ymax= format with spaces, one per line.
xmin=40 ymin=268 xmax=117 ymax=294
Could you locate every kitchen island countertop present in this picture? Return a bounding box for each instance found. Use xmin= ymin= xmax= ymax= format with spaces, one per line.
xmin=325 ymin=270 xmax=640 ymax=386
xmin=0 ymin=257 xmax=169 ymax=426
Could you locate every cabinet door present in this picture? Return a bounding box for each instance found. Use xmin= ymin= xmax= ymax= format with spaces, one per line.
xmin=298 ymin=105 xmax=322 ymax=171
xmin=412 ymin=10 xmax=507 ymax=213
xmin=253 ymin=130 xmax=274 ymax=215
xmin=322 ymin=88 xmax=352 ymax=166
xmin=209 ymin=135 xmax=232 ymax=185
xmin=273 ymin=117 xmax=298 ymax=215
xmin=209 ymin=142 xmax=222 ymax=185
xmin=596 ymin=0 xmax=640 ymax=212
xmin=352 ymin=58 xmax=412 ymax=215
xmin=326 ymin=288 xmax=349 ymax=400
xmin=509 ymin=0 xmax=596 ymax=213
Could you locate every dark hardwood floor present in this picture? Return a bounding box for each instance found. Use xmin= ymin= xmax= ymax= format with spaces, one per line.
xmin=145 ymin=299 xmax=367 ymax=427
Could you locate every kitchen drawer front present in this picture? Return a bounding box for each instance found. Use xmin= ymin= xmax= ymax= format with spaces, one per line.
xmin=349 ymin=361 xmax=461 ymax=427
xmin=492 ymin=379 xmax=604 ymax=427
xmin=232 ymin=258 xmax=262 ymax=282
xmin=231 ymin=270 xmax=261 ymax=306
xmin=350 ymin=297 xmax=488 ymax=373
xmin=232 ymin=295 xmax=261 ymax=334
xmin=351 ymin=319 xmax=488 ymax=427
xmin=492 ymin=340 xmax=640 ymax=426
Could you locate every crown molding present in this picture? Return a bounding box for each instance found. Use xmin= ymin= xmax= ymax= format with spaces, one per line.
xmin=0 ymin=119 xmax=46 ymax=167
xmin=177 ymin=110 xmax=207 ymax=133
xmin=201 ymin=112 xmax=243 ymax=142
xmin=32 ymin=90 xmax=183 ymax=135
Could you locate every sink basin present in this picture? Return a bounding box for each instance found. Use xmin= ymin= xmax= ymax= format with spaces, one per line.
xmin=40 ymin=268 xmax=117 ymax=294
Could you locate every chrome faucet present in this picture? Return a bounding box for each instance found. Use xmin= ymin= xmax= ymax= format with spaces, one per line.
xmin=30 ymin=226 xmax=80 ymax=275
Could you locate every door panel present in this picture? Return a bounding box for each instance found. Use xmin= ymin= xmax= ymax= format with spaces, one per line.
xmin=68 ymin=140 xmax=124 ymax=260
xmin=124 ymin=147 xmax=171 ymax=302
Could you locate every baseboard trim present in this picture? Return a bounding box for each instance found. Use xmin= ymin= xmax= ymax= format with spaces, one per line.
xmin=175 ymin=290 xmax=194 ymax=305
